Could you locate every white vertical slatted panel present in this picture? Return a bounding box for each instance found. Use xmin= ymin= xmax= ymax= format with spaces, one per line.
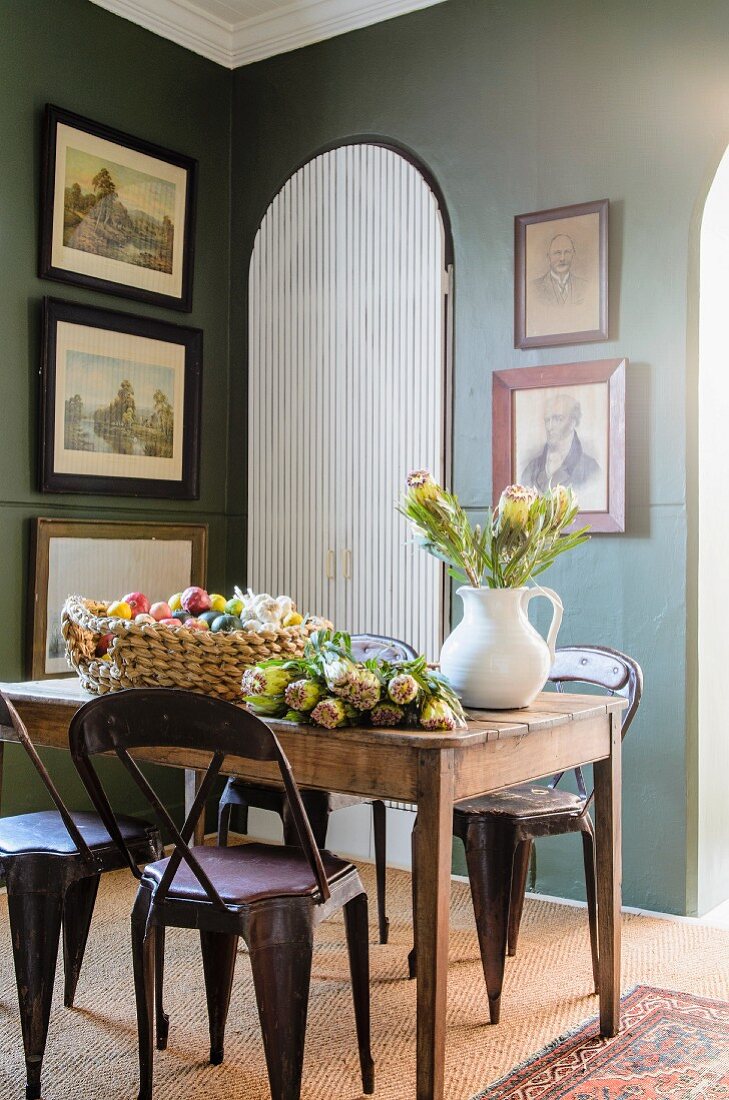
xmin=248 ymin=144 xmax=445 ymax=658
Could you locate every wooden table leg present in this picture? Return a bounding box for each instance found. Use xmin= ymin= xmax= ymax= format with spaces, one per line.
xmin=185 ymin=768 xmax=206 ymax=846
xmin=414 ymin=749 xmax=454 ymax=1100
xmin=594 ymin=710 xmax=622 ymax=1036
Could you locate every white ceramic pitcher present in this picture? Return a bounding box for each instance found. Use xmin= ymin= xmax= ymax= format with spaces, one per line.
xmin=439 ymin=585 xmax=563 ymax=709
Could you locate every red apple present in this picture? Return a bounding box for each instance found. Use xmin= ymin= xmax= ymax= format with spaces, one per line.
xmin=181 ymin=586 xmax=211 ymax=615
xmin=95 ymin=632 xmax=114 ymax=657
xmin=122 ymin=592 xmax=151 ymax=616
xmin=184 ymin=617 xmax=209 ymax=631
xmin=158 ymin=617 xmax=182 ymax=628
xmin=150 ymin=601 xmax=172 ymax=621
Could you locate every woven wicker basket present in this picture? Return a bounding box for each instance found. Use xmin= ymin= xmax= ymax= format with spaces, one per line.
xmin=61 ymin=595 xmax=330 ymax=701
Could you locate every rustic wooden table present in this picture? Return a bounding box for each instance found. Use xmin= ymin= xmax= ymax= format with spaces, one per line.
xmin=0 ymin=678 xmax=625 ymax=1100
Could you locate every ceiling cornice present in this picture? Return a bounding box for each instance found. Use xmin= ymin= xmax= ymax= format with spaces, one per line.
xmin=230 ymin=0 xmax=446 ymax=67
xmin=90 ymin=0 xmax=234 ymax=67
xmin=90 ymin=0 xmax=446 ymax=69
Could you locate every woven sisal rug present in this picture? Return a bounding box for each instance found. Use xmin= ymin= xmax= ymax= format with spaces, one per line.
xmin=476 ymin=985 xmax=729 ymax=1099
xmin=0 ymin=864 xmax=728 ymax=1099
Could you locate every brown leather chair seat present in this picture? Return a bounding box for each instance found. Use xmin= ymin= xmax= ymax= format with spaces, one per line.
xmin=455 ymin=784 xmax=584 ymax=820
xmin=0 ymin=809 xmax=158 ymax=858
xmin=142 ymin=843 xmax=354 ymax=905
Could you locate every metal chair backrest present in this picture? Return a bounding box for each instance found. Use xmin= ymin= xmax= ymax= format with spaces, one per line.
xmin=547 ymin=645 xmax=643 ymax=803
xmin=0 ymin=690 xmax=94 ymax=862
xmin=350 ymin=634 xmax=417 ymax=663
xmin=68 ymin=687 xmax=330 ymax=909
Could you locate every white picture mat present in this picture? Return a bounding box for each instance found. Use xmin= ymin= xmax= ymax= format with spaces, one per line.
xmin=45 ymin=536 xmax=194 ymax=674
xmin=525 ymin=211 xmax=601 ymax=338
xmin=514 ymin=381 xmax=609 ymax=512
xmin=51 ymin=122 xmax=187 ymax=297
xmin=53 ymin=320 xmax=185 ymax=482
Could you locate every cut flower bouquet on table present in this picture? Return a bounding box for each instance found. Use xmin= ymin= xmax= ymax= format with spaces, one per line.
xmin=242 ymin=628 xmax=466 ymax=731
xmin=399 ymin=472 xmax=589 ymax=589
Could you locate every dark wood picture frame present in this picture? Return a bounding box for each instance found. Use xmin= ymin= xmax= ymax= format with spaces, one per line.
xmin=514 ymin=199 xmax=608 ymax=349
xmin=493 ymin=358 xmax=626 ymax=533
xmin=27 ymin=517 xmax=208 ymax=679
xmin=40 ymin=104 xmax=197 ymax=312
xmin=40 ymin=297 xmax=203 ymax=499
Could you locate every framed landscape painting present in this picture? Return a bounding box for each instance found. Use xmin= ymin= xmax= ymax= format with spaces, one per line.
xmin=514 ymin=199 xmax=608 ymax=349
xmin=40 ymin=298 xmax=202 ymax=499
xmin=40 ymin=105 xmax=197 ymax=311
xmin=492 ymin=358 xmax=626 ymax=533
xmin=28 ymin=518 xmax=207 ymax=678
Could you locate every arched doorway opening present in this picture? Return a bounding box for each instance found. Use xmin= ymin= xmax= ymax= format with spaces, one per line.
xmin=696 ymin=145 xmax=729 ymax=913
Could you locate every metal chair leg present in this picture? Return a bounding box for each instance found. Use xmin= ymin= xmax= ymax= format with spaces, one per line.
xmin=131 ymin=894 xmax=155 ymax=1100
xmin=249 ymin=930 xmax=313 ymax=1100
xmin=284 ymin=790 xmax=329 ymax=847
xmin=344 ymin=892 xmax=375 ymax=1094
xmin=7 ymin=884 xmax=64 ymax=1100
xmin=62 ymin=872 xmax=100 ymax=1007
xmin=507 ymin=839 xmax=533 ymax=957
xmin=580 ymin=817 xmax=600 ymax=993
xmin=464 ymin=821 xmax=520 ymax=1024
xmin=371 ymin=799 xmax=389 ymax=944
xmin=217 ymin=797 xmax=234 ymax=846
xmin=407 ymin=815 xmax=418 ymax=979
xmin=200 ymin=931 xmax=239 ymax=1065
xmin=155 ymin=926 xmax=169 ymax=1050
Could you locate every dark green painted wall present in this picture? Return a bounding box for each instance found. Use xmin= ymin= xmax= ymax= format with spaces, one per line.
xmin=227 ymin=0 xmax=729 ymax=914
xmin=0 ymin=0 xmax=231 ymax=817
xmin=3 ymin=0 xmax=724 ymax=914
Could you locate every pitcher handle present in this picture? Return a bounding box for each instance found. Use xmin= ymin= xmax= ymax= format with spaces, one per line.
xmin=521 ymin=586 xmax=563 ymax=664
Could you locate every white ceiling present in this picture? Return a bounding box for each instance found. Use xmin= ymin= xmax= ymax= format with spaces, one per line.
xmin=90 ymin=0 xmax=447 ymax=68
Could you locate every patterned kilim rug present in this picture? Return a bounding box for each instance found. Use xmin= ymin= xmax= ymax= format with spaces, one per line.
xmin=476 ymin=985 xmax=729 ymax=1099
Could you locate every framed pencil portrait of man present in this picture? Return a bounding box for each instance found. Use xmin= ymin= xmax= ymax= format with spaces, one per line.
xmin=514 ymin=199 xmax=608 ymax=349
xmin=492 ymin=359 xmax=626 ymax=533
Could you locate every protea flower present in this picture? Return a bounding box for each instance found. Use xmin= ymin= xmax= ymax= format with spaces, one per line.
xmin=498 ymin=484 xmax=536 ymax=531
xmin=241 ymin=665 xmax=295 ymax=698
xmin=406 ymin=469 xmax=440 ymax=506
xmin=284 ymin=678 xmax=324 ymax=712
xmin=310 ymin=697 xmax=350 ymax=729
xmin=370 ymin=701 xmax=405 ymax=727
xmin=550 ymin=484 xmax=575 ymax=525
xmin=245 ymin=696 xmax=288 ymax=718
xmin=321 ymin=651 xmax=358 ymax=695
xmin=388 ymin=673 xmax=419 ymax=705
xmin=419 ymin=697 xmax=457 ymax=731
xmin=283 ymin=708 xmax=308 ymax=724
xmin=343 ymin=668 xmax=381 ymax=710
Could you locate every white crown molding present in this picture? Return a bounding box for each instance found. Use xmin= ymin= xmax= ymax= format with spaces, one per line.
xmin=90 ymin=0 xmax=446 ymax=69
xmin=89 ymin=0 xmax=234 ymax=67
xmin=230 ymin=0 xmax=446 ymax=67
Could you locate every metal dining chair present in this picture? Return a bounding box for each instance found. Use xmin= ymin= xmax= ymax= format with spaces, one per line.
xmin=69 ymin=687 xmax=374 ymax=1100
xmin=218 ymin=632 xmax=418 ymax=944
xmin=408 ymin=645 xmax=643 ymax=1024
xmin=0 ymin=690 xmax=161 ymax=1100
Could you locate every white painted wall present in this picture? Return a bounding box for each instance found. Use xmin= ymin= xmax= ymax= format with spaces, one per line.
xmin=697 ymin=145 xmax=729 ymax=912
xmin=247 ymin=803 xmax=416 ymax=870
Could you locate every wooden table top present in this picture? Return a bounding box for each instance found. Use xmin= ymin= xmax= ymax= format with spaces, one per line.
xmin=0 ymin=677 xmax=626 ymax=750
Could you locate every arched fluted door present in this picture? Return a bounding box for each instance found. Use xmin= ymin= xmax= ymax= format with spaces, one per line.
xmin=247 ymin=142 xmax=451 ymax=659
